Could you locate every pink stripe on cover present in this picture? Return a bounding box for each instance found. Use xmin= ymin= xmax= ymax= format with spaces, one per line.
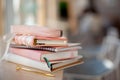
xmin=13 ymin=35 xmax=67 ymax=46
xmin=14 ymin=35 xmax=35 ymax=46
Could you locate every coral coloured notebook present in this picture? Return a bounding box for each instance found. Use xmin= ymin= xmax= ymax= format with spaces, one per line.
xmin=10 ymin=47 xmax=78 ymax=62
xmin=11 ymin=25 xmax=63 ymax=37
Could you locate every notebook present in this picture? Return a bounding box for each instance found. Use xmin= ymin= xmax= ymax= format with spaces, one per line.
xmin=11 ymin=25 xmax=63 ymax=37
xmin=10 ymin=47 xmax=78 ymax=62
xmin=10 ymin=43 xmax=82 ymax=52
xmin=5 ymin=53 xmax=83 ymax=72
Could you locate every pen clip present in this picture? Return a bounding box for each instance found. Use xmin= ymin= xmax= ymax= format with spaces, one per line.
xmin=16 ymin=65 xmax=55 ymax=77
xmin=43 ymin=57 xmax=52 ymax=71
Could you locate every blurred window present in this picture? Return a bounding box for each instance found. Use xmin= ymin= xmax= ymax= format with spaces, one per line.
xmin=59 ymin=1 xmax=68 ymax=20
xmin=13 ymin=0 xmax=37 ymax=25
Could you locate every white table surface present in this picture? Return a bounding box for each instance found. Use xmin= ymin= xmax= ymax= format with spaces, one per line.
xmin=0 ymin=61 xmax=63 ymax=80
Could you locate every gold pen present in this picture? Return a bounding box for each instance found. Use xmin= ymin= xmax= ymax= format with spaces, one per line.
xmin=16 ymin=65 xmax=55 ymax=77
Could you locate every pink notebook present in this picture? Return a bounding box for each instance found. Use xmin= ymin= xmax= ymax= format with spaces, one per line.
xmin=11 ymin=25 xmax=63 ymax=37
xmin=10 ymin=48 xmax=78 ymax=62
xmin=13 ymin=35 xmax=67 ymax=46
xmin=10 ymin=43 xmax=81 ymax=52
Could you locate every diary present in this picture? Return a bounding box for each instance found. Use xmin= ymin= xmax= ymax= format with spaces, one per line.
xmin=11 ymin=25 xmax=63 ymax=37
xmin=5 ymin=53 xmax=83 ymax=72
xmin=10 ymin=43 xmax=82 ymax=52
xmin=10 ymin=47 xmax=78 ymax=62
xmin=13 ymin=35 xmax=67 ymax=46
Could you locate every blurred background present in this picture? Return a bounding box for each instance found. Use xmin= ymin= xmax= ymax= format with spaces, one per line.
xmin=0 ymin=0 xmax=120 ymax=80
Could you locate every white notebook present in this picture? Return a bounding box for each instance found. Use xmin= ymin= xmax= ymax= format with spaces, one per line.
xmin=5 ymin=53 xmax=83 ymax=72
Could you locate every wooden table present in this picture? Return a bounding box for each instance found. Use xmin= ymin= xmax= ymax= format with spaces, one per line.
xmin=0 ymin=61 xmax=63 ymax=80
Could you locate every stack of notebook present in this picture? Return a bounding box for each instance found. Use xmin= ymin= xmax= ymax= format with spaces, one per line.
xmin=5 ymin=25 xmax=83 ymax=72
